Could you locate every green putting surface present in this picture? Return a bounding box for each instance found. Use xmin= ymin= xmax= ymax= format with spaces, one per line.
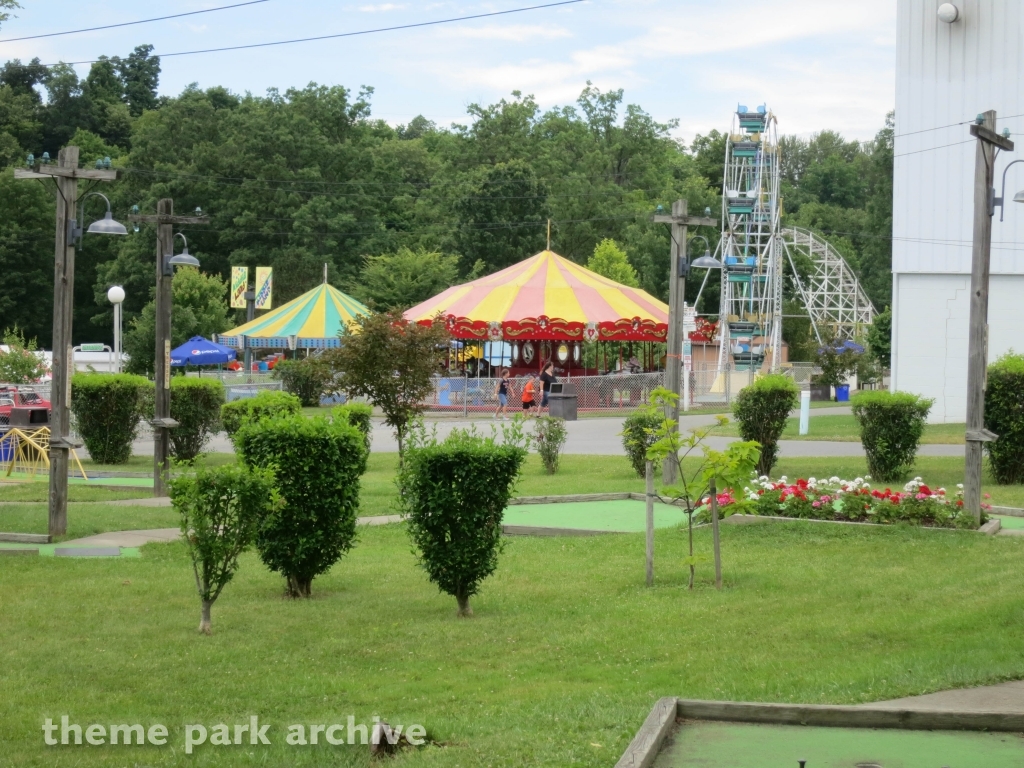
xmin=2 ymin=474 xmax=154 ymax=487
xmin=0 ymin=543 xmax=140 ymax=557
xmin=503 ymin=499 xmax=687 ymax=532
xmin=995 ymin=514 xmax=1024 ymax=530
xmin=652 ymin=720 xmax=1024 ymax=767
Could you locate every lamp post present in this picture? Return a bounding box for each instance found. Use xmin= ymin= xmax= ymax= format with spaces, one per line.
xmin=681 ymin=236 xmax=723 ymax=413
xmin=13 ymin=148 xmax=123 ymax=537
xmin=107 ymin=285 xmax=125 ymax=373
xmin=128 ymin=201 xmax=207 ymax=497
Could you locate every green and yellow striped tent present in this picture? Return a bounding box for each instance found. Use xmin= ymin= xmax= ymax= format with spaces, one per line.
xmin=218 ymin=283 xmax=369 ymax=350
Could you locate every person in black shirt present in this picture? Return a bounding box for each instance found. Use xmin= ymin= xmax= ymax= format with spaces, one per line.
xmin=540 ymin=362 xmax=556 ymax=410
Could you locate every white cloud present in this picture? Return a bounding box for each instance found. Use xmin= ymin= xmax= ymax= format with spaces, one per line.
xmin=439 ymin=24 xmax=572 ymax=42
xmin=358 ymin=3 xmax=406 ymax=12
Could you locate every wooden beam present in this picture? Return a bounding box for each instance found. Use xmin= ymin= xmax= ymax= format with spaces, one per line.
xmin=14 ymin=166 xmax=120 ymax=181
xmin=970 ymin=123 xmax=1015 ymax=151
xmin=129 ymin=215 xmax=208 ymax=225
xmin=651 ymin=215 xmax=717 ymax=227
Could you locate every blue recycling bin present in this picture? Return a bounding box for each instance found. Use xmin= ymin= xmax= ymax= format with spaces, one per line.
xmin=836 ymin=384 xmax=850 ymax=402
xmin=0 ymin=429 xmax=13 ymax=462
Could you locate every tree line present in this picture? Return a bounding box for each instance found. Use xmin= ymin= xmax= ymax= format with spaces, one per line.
xmin=0 ymin=44 xmax=893 ymax=362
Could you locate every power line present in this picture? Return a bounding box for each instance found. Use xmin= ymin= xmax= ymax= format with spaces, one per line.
xmin=0 ymin=0 xmax=271 ymax=44
xmin=18 ymin=0 xmax=586 ymax=69
xmin=892 ymin=138 xmax=974 ymax=159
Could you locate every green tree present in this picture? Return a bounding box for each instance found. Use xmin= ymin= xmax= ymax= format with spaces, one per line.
xmin=866 ymin=306 xmax=892 ymax=368
xmin=123 ymin=267 xmax=230 ymax=375
xmin=355 ymin=247 xmax=459 ymax=309
xmin=0 ymin=326 xmax=48 ymax=383
xmin=327 ymin=311 xmax=450 ymax=458
xmin=0 ymin=169 xmax=53 ymax=345
xmin=0 ymin=0 xmax=19 ymax=26
xmin=587 ymin=238 xmax=638 ymax=286
xmin=113 ymin=45 xmax=161 ymax=117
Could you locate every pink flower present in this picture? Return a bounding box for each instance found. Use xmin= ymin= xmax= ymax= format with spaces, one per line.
xmin=915 ymin=493 xmax=926 ymax=500
xmin=812 ymin=501 xmax=821 ymax=508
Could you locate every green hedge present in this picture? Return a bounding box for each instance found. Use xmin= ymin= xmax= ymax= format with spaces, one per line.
xmin=70 ymin=373 xmax=153 ymax=464
xmin=273 ymin=356 xmax=334 ymax=407
xmin=333 ymin=402 xmax=373 ymax=451
xmin=621 ymin=408 xmax=663 ymax=478
xmin=235 ymin=414 xmax=366 ymax=597
xmin=851 ymin=390 xmax=933 ymax=482
xmin=169 ymin=378 xmax=225 ymax=461
xmin=733 ymin=374 xmax=799 ymax=476
xmin=401 ymin=432 xmax=526 ymax=616
xmin=985 ymin=352 xmax=1024 ymax=485
xmin=221 ymin=390 xmax=302 ymax=437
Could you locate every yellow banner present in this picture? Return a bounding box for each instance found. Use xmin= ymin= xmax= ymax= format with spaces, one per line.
xmin=230 ymin=267 xmax=248 ymax=309
xmin=255 ymin=267 xmax=273 ymax=310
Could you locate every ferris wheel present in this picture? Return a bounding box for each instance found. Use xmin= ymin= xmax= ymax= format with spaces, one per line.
xmin=716 ymin=104 xmax=784 ymax=372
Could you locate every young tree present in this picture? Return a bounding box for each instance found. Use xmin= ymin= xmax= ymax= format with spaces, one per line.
xmin=356 ymin=247 xmax=460 ymax=309
xmin=171 ymin=465 xmax=279 ymax=634
xmin=327 ymin=311 xmax=449 ymax=458
xmin=0 ymin=326 xmax=48 ymax=383
xmin=587 ymin=239 xmax=639 ymax=287
xmin=645 ymin=388 xmax=760 ymax=590
xmin=866 ymin=306 xmax=892 ymax=368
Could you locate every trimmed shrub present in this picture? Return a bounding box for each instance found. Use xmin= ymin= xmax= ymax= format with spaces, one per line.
xmin=169 ymin=378 xmax=225 ymax=461
xmin=171 ymin=464 xmax=279 ymax=634
xmin=533 ymin=416 xmax=567 ymax=474
xmin=621 ymin=407 xmax=662 ymax=478
xmin=851 ymin=390 xmax=933 ymax=482
xmin=221 ymin=390 xmax=301 ymax=437
xmin=70 ymin=373 xmax=153 ymax=464
xmin=985 ymin=352 xmax=1024 ymax=485
xmin=333 ymin=401 xmax=373 ymax=452
xmin=235 ymin=414 xmax=366 ymax=597
xmin=401 ymin=431 xmax=526 ymax=616
xmin=732 ymin=374 xmax=799 ymax=476
xmin=273 ymin=356 xmax=334 ymax=407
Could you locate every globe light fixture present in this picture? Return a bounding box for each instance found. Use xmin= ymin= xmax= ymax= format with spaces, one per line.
xmin=938 ymin=3 xmax=960 ymax=23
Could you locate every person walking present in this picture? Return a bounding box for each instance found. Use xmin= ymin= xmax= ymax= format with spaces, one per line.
xmin=494 ymin=369 xmax=510 ymax=420
xmin=521 ymin=376 xmax=537 ymax=416
xmin=539 ymin=362 xmax=557 ymax=412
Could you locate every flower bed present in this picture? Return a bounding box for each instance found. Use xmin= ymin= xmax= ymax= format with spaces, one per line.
xmin=696 ymin=476 xmax=989 ymax=530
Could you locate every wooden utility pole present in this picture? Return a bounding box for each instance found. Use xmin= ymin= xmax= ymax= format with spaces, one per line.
xmin=964 ymin=111 xmax=1014 ymax=525
xmin=653 ymin=200 xmax=716 ymax=483
xmin=129 ymin=200 xmax=206 ymax=496
xmin=14 ymin=148 xmax=119 ymax=537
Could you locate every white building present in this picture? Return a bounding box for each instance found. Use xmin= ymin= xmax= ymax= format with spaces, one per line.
xmin=892 ymin=0 xmax=1024 ymax=422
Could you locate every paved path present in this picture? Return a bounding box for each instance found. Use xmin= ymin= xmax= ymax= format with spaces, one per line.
xmin=119 ymin=405 xmax=966 ymax=459
xmin=871 ymin=680 xmax=1024 ymax=713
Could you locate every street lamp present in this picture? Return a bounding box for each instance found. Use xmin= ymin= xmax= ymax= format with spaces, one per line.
xmin=107 ymin=286 xmax=125 ymax=373
xmin=679 ymin=235 xmax=723 ymax=276
xmin=163 ymin=232 xmax=200 ymax=275
xmin=73 ymin=192 xmax=128 ymax=242
xmin=993 ymin=158 xmax=1024 ymax=221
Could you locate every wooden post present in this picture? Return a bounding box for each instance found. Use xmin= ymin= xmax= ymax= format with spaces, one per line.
xmin=153 ymin=199 xmax=174 ymax=496
xmin=710 ymin=477 xmax=722 ymax=590
xmin=964 ymin=112 xmax=1014 ymax=525
xmin=645 ymin=460 xmax=655 ymax=587
xmin=653 ymin=202 xmax=716 ymax=483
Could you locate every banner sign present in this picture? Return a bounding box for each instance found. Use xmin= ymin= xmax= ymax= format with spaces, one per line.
xmin=230 ymin=267 xmax=248 ymax=309
xmin=255 ymin=267 xmax=273 ymax=310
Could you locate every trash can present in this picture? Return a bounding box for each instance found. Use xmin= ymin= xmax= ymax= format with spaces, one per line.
xmin=0 ymin=428 xmax=13 ymax=463
xmin=547 ymin=393 xmax=578 ymax=421
xmin=836 ymin=384 xmax=850 ymax=402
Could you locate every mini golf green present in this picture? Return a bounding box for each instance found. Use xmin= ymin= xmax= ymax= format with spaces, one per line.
xmin=503 ymin=499 xmax=687 ymax=532
xmin=0 ymin=543 xmax=140 ymax=557
xmin=2 ymin=474 xmax=154 ymax=487
xmin=652 ymin=720 xmax=1024 ymax=767
xmin=994 ymin=514 xmax=1024 ymax=530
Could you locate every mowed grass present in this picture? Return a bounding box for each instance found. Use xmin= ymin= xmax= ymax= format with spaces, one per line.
xmin=712 ymin=414 xmax=967 ymax=444
xmin=0 ymin=484 xmax=151 ymax=503
xmin=4 ymin=522 xmax=1024 ymax=767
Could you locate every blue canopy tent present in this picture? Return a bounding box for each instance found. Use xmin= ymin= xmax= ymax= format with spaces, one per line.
xmin=171 ymin=336 xmax=237 ymax=367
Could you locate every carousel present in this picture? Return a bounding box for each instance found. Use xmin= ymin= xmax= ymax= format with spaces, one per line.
xmin=404 ymin=249 xmax=669 ymax=375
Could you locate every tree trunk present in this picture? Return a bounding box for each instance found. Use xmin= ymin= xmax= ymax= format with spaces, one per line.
xmin=286 ymin=575 xmax=312 ymax=598
xmin=199 ymin=599 xmax=212 ymax=635
xmin=456 ymin=594 xmax=473 ymax=617
xmin=687 ymin=510 xmax=695 ymax=590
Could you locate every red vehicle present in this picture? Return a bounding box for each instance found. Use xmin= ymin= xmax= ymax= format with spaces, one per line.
xmin=0 ymin=387 xmax=52 ymax=426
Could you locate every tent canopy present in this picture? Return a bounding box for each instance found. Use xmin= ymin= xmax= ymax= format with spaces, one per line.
xmin=405 ymin=250 xmax=668 ymax=342
xmin=171 ymin=336 xmax=236 ymax=366
xmin=219 ymin=283 xmax=369 ymax=350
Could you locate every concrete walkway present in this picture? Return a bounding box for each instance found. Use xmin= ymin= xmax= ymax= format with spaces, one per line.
xmin=871 ymin=681 xmax=1024 ymax=713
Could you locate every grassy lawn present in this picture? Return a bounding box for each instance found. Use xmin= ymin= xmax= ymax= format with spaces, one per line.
xmin=3 ymin=521 xmax=1024 ymax=767
xmin=0 ymin=484 xmax=152 ymax=503
xmin=713 ymin=414 xmax=966 ymax=444
xmin=0 ymin=502 xmax=179 ymax=540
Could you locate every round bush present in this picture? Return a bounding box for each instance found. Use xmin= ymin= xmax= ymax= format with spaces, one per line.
xmin=70 ymin=373 xmax=153 ymax=464
xmin=621 ymin=408 xmax=663 ymax=478
xmin=273 ymin=356 xmax=334 ymax=407
xmin=985 ymin=352 xmax=1024 ymax=485
xmin=851 ymin=390 xmax=933 ymax=482
xmin=221 ymin=390 xmax=302 ymax=437
xmin=333 ymin=402 xmax=373 ymax=451
xmin=235 ymin=413 xmax=366 ymax=597
xmin=169 ymin=378 xmax=225 ymax=461
xmin=732 ymin=374 xmax=799 ymax=476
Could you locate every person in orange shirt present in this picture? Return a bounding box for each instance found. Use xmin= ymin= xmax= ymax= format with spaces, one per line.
xmin=521 ymin=377 xmax=537 ymax=416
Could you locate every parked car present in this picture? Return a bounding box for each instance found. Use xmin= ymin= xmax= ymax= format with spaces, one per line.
xmin=0 ymin=387 xmax=52 ymax=426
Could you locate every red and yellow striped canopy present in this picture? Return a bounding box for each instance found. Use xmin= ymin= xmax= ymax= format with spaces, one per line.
xmin=405 ymin=250 xmax=668 ymax=342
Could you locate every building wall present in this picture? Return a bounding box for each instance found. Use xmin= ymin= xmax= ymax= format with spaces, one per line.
xmin=893 ymin=0 xmax=1024 ymax=422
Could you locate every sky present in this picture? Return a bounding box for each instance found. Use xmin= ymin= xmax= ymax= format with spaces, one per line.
xmin=1 ymin=0 xmax=898 ymax=143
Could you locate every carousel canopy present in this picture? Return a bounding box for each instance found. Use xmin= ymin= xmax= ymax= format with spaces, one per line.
xmin=218 ymin=283 xmax=368 ymax=350
xmin=404 ymin=250 xmax=668 ymax=342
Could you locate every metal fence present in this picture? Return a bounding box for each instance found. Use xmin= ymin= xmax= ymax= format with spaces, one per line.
xmin=183 ymin=371 xmax=284 ymax=402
